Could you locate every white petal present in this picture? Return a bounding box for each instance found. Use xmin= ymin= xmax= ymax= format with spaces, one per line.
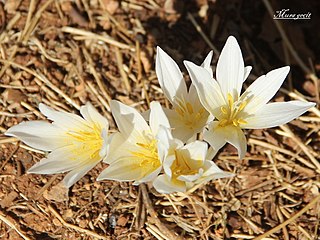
xmin=201 ymin=50 xmax=213 ymax=76
xmin=162 ymin=154 xmax=176 ymax=178
xmin=206 ymin=147 xmax=217 ymax=160
xmin=80 ymin=102 xmax=109 ymax=130
xmin=156 ymin=46 xmax=187 ymax=103
xmin=133 ymin=166 xmax=162 ymax=185
xmin=99 ymin=129 xmax=111 ymax=159
xmin=103 ymin=132 xmax=127 ymax=164
xmin=187 ymin=84 xmax=199 ymax=104
xmin=163 ymin=108 xmax=198 ymax=142
xmin=39 ymin=104 xmax=91 ymax=131
xmin=204 ymin=122 xmax=247 ymax=159
xmin=63 ymin=161 xmax=98 ymax=188
xmin=97 ymin=157 xmax=144 ymax=182
xmin=244 ymin=101 xmax=315 ymax=129
xmin=178 ymin=169 xmax=203 ymax=182
xmin=156 ymin=125 xmax=172 ymax=163
xmin=203 ymin=122 xmax=227 ymax=156
xmin=243 ymin=66 xmax=290 ymax=114
xmin=184 ymin=61 xmax=226 ymax=117
xmin=182 ymin=141 xmax=207 ymax=161
xmin=153 ymin=174 xmax=186 ymax=194
xmin=5 ymin=121 xmax=66 ymax=151
xmin=243 ymin=66 xmax=252 ymax=82
xmin=197 ymin=161 xmax=235 ymax=183
xmin=216 ymin=36 xmax=245 ymax=98
xmin=110 ymin=100 xmax=150 ymax=140
xmin=27 ymin=146 xmax=83 ymax=174
xmin=149 ymin=101 xmax=170 ymax=135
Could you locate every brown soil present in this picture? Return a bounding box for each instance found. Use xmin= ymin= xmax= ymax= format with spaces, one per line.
xmin=0 ymin=0 xmax=319 ymax=239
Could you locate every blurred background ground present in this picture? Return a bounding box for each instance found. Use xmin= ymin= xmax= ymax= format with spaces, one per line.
xmin=0 ymin=0 xmax=319 ymax=239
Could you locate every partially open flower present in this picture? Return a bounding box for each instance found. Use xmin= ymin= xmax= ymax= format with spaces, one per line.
xmin=156 ymin=47 xmax=212 ymax=142
xmin=184 ymin=36 xmax=315 ymax=159
xmin=5 ymin=103 xmax=110 ymax=188
xmin=153 ymin=126 xmax=234 ymax=193
xmin=97 ymin=100 xmax=171 ymax=185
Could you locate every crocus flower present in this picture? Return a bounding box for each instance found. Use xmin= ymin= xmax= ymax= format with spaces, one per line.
xmin=97 ymin=100 xmax=170 ymax=184
xmin=156 ymin=47 xmax=212 ymax=142
xmin=5 ymin=103 xmax=110 ymax=188
xmin=184 ymin=36 xmax=315 ymax=159
xmin=153 ymin=126 xmax=234 ymax=193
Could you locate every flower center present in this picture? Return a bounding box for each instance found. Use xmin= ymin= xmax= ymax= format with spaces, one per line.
xmin=67 ymin=124 xmax=103 ymax=161
xmin=131 ymin=139 xmax=160 ymax=174
xmin=174 ymin=96 xmax=207 ymax=128
xmin=171 ymin=151 xmax=200 ymax=179
xmin=219 ymin=93 xmax=248 ymax=127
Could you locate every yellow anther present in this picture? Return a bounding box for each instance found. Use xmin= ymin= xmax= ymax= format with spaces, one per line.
xmin=219 ymin=119 xmax=228 ymax=127
xmin=237 ymin=119 xmax=248 ymax=125
xmin=232 ymin=120 xmax=239 ymax=126
xmin=186 ymin=102 xmax=194 ymax=114
xmin=227 ymin=93 xmax=234 ymax=107
xmin=238 ymin=101 xmax=247 ymax=111
xmin=175 ymin=108 xmax=184 ymax=116
xmin=218 ymin=92 xmax=248 ymax=127
xmin=220 ymin=106 xmax=228 ymax=115
xmin=199 ymin=108 xmax=205 ymax=114
xmin=136 ymin=142 xmax=149 ymax=148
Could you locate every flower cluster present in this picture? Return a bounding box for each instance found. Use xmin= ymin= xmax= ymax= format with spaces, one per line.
xmin=6 ymin=36 xmax=315 ymax=193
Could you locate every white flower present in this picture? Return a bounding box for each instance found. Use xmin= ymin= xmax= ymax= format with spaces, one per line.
xmin=153 ymin=127 xmax=233 ymax=194
xmin=5 ymin=103 xmax=110 ymax=188
xmin=97 ymin=100 xmax=170 ymax=185
xmin=156 ymin=47 xmax=212 ymax=142
xmin=184 ymin=36 xmax=315 ymax=159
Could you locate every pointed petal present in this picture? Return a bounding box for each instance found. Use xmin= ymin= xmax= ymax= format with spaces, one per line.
xmin=184 ymin=61 xmax=226 ymax=117
xmin=5 ymin=121 xmax=66 ymax=151
xmin=39 ymin=104 xmax=90 ymax=131
xmin=198 ymin=161 xmax=235 ymax=183
xmin=162 ymin=108 xmax=196 ymax=142
xmin=244 ymin=101 xmax=315 ymax=129
xmin=201 ymin=50 xmax=213 ymax=76
xmin=206 ymin=147 xmax=217 ymax=160
xmin=97 ymin=157 xmax=144 ymax=182
xmin=103 ymin=132 xmax=128 ymax=164
xmin=80 ymin=102 xmax=109 ymax=130
xmin=149 ymin=101 xmax=170 ymax=135
xmin=204 ymin=122 xmax=247 ymax=159
xmin=243 ymin=66 xmax=252 ymax=82
xmin=216 ymin=36 xmax=244 ymax=98
xmin=156 ymin=125 xmax=173 ymax=162
xmin=243 ymin=66 xmax=290 ymax=114
xmin=178 ymin=170 xmax=203 ymax=182
xmin=110 ymin=100 xmax=149 ymax=140
xmin=203 ymin=122 xmax=227 ymax=156
xmin=133 ymin=166 xmax=162 ymax=185
xmin=27 ymin=146 xmax=83 ymax=174
xmin=99 ymin=129 xmax=111 ymax=158
xmin=153 ymin=174 xmax=186 ymax=194
xmin=187 ymin=84 xmax=199 ymax=104
xmin=63 ymin=161 xmax=97 ymax=188
xmin=156 ymin=47 xmax=187 ymax=103
xmin=182 ymin=141 xmax=207 ymax=161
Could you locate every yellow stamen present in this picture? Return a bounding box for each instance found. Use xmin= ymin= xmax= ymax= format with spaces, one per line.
xmin=218 ymin=93 xmax=247 ymax=127
xmin=186 ymin=102 xmax=194 ymax=114
xmin=171 ymin=151 xmax=200 ymax=179
xmin=174 ymin=95 xmax=208 ymax=130
xmin=67 ymin=124 xmax=103 ymax=161
xmin=131 ymin=139 xmax=160 ymax=171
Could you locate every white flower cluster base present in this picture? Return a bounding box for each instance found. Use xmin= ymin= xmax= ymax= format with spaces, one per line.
xmin=6 ymin=36 xmax=315 ymax=193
